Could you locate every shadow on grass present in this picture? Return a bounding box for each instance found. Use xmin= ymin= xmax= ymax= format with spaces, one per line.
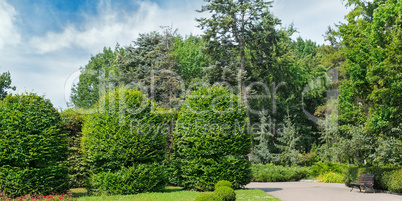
xmin=250 ymin=188 xmax=283 ymax=193
xmin=162 ymin=186 xmax=185 ymax=193
xmin=69 ymin=188 xmax=88 ymax=198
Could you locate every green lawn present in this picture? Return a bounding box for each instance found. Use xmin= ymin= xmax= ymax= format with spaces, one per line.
xmin=72 ymin=187 xmax=280 ymax=201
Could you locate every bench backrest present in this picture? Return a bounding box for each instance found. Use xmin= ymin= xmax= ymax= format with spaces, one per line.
xmin=358 ymin=174 xmax=375 ymax=183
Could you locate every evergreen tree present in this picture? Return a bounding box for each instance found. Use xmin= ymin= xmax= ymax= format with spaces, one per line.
xmin=250 ymin=113 xmax=277 ymax=164
xmin=276 ymin=113 xmax=300 ymax=166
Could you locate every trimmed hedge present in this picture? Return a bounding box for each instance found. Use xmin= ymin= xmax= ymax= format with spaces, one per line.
xmin=0 ymin=93 xmax=68 ymax=196
xmin=82 ymin=87 xmax=170 ymax=173
xmin=344 ymin=165 xmax=400 ymax=191
xmin=174 ymin=85 xmax=252 ymax=191
xmin=251 ymin=164 xmax=310 ymax=182
xmin=88 ymin=164 xmax=167 ymax=195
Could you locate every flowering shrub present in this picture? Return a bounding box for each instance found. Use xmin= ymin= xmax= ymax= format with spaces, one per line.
xmin=0 ymin=192 xmax=77 ymax=201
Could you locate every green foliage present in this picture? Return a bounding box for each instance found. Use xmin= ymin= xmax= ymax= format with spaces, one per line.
xmin=215 ymin=180 xmax=233 ymax=189
xmin=88 ymin=164 xmax=167 ymax=196
xmin=250 ymin=114 xmax=277 ymax=165
xmin=383 ymin=169 xmax=402 ymax=193
xmin=316 ymin=172 xmax=344 ymax=183
xmin=60 ymin=109 xmax=87 ymax=188
xmin=338 ymin=0 xmax=402 ymax=153
xmin=0 ymin=71 xmax=16 ymax=100
xmin=310 ymin=162 xmax=346 ymax=177
xmin=251 ymin=164 xmax=310 ymax=182
xmin=116 ymin=29 xmax=183 ymax=109
xmin=174 ymin=85 xmax=251 ymax=191
xmin=0 ymin=165 xmax=68 ymax=197
xmin=276 ymin=114 xmax=301 ymax=166
xmin=71 ymin=46 xmax=120 ymax=108
xmin=195 ymin=193 xmax=223 ymax=201
xmin=343 ymin=165 xmax=399 ymax=190
xmin=0 ymin=93 xmax=68 ymax=196
xmin=82 ymin=87 xmax=169 ymax=173
xmin=213 ymin=186 xmax=236 ymax=201
xmin=171 ymin=35 xmax=209 ymax=84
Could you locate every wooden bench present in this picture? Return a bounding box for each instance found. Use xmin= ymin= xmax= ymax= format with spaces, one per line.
xmin=350 ymin=174 xmax=375 ymax=193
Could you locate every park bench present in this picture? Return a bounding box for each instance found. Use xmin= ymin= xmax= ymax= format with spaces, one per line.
xmin=350 ymin=174 xmax=375 ymax=193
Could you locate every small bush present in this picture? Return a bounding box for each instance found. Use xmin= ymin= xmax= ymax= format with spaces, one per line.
xmin=88 ymin=164 xmax=167 ymax=195
xmin=214 ymin=186 xmax=236 ymax=201
xmin=310 ymin=161 xmax=346 ymax=177
xmin=215 ymin=180 xmax=233 ymax=189
xmin=383 ymin=169 xmax=402 ymax=193
xmin=195 ymin=193 xmax=223 ymax=201
xmin=316 ymin=172 xmax=344 ymax=183
xmin=251 ymin=164 xmax=310 ymax=182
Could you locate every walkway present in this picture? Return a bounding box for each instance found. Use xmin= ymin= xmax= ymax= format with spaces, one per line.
xmin=246 ymin=182 xmax=402 ymax=201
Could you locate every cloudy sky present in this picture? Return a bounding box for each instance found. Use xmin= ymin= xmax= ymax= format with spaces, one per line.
xmin=0 ymin=0 xmax=351 ymax=109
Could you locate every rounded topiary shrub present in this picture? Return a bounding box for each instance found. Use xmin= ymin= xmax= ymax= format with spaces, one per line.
xmin=174 ymin=85 xmax=251 ymax=191
xmin=215 ymin=180 xmax=233 ymax=189
xmin=0 ymin=93 xmax=68 ymax=196
xmin=82 ymin=87 xmax=170 ymax=173
xmin=214 ymin=186 xmax=236 ymax=201
xmin=88 ymin=164 xmax=167 ymax=195
xmin=195 ymin=193 xmax=223 ymax=201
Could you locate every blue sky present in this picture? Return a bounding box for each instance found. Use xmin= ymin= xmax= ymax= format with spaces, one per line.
xmin=0 ymin=0 xmax=351 ymax=109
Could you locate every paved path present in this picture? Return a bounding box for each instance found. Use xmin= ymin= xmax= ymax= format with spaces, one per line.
xmin=246 ymin=182 xmax=402 ymax=201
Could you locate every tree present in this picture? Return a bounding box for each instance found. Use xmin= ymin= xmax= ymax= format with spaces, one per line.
xmin=250 ymin=113 xmax=277 ymax=164
xmin=336 ymin=0 xmax=402 ymax=165
xmin=71 ymin=46 xmax=120 ymax=108
xmin=197 ymin=0 xmax=273 ymax=115
xmin=276 ymin=113 xmax=300 ymax=166
xmin=0 ymin=71 xmax=16 ymax=100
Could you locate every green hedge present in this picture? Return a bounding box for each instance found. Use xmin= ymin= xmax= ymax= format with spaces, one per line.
xmin=0 ymin=93 xmax=68 ymax=196
xmin=88 ymin=164 xmax=167 ymax=195
xmin=174 ymin=85 xmax=252 ymax=191
xmin=0 ymin=165 xmax=68 ymax=197
xmin=251 ymin=164 xmax=310 ymax=182
xmin=344 ymin=165 xmax=400 ymax=190
xmin=82 ymin=87 xmax=169 ymax=173
xmin=383 ymin=169 xmax=402 ymax=193
xmin=60 ymin=109 xmax=87 ymax=188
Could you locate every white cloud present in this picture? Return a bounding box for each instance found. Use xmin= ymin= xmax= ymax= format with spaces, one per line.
xmin=29 ymin=0 xmax=203 ymax=54
xmin=0 ymin=0 xmax=21 ymax=49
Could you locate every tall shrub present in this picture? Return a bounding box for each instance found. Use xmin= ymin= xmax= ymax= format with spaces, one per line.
xmin=60 ymin=109 xmax=87 ymax=188
xmin=82 ymin=87 xmax=169 ymax=173
xmin=174 ymin=85 xmax=252 ymax=191
xmin=0 ymin=93 xmax=68 ymax=196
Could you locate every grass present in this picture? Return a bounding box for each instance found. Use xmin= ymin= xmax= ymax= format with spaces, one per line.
xmin=71 ymin=187 xmax=280 ymax=201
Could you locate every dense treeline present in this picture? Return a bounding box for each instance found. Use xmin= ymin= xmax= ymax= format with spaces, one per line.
xmin=69 ymin=0 xmax=401 ymax=167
